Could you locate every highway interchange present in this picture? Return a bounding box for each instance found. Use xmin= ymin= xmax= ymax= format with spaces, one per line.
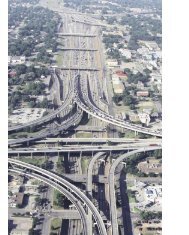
xmin=8 ymin=10 xmax=162 ymax=235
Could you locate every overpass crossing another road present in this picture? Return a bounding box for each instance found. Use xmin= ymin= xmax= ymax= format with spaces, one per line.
xmin=9 ymin=159 xmax=107 ymax=235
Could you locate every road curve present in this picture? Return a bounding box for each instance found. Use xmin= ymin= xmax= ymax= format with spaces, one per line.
xmin=8 ymin=109 xmax=83 ymax=145
xmin=87 ymin=152 xmax=106 ymax=196
xmin=9 ymin=168 xmax=89 ymax=235
xmin=74 ymin=75 xmax=162 ymax=137
xmin=8 ymin=74 xmax=73 ymax=132
xmin=86 ymin=152 xmax=106 ymax=235
xmin=109 ymin=146 xmax=162 ymax=235
xmin=8 ymin=159 xmax=107 ymax=235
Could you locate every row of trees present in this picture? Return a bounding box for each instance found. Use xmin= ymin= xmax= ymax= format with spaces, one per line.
xmin=140 ymin=211 xmax=162 ymax=221
xmin=124 ymin=68 xmax=150 ymax=84
xmin=103 ymin=34 xmax=123 ymax=49
xmin=23 ymin=81 xmax=46 ymax=96
xmin=125 ymin=150 xmax=162 ymax=177
xmin=54 ymin=191 xmax=70 ymax=208
xmin=112 ymin=87 xmax=138 ymax=109
xmin=9 ymin=64 xmax=50 ymax=77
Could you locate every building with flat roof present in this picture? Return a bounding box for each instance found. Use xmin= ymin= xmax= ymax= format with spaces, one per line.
xmin=138 ymin=112 xmax=151 ymax=126
xmin=137 ymin=90 xmax=149 ymax=97
xmin=9 ymin=217 xmax=33 ymax=235
xmin=112 ymin=74 xmax=125 ymax=94
xmin=106 ymin=59 xmax=119 ymax=68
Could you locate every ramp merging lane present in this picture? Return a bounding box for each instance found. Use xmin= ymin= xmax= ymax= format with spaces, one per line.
xmin=8 ymin=109 xmax=83 ymax=145
xmin=74 ymin=75 xmax=162 ymax=137
xmin=8 ymin=159 xmax=107 ymax=235
xmin=108 ymin=146 xmax=162 ymax=235
xmin=8 ymin=74 xmax=73 ymax=132
xmin=9 ymin=168 xmax=89 ymax=235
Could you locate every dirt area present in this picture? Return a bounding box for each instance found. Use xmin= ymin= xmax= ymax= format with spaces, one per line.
xmin=9 ymin=217 xmax=33 ymax=231
xmin=9 ymin=108 xmax=46 ymax=124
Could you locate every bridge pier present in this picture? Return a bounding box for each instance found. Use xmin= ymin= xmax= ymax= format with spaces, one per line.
xmin=44 ymin=152 xmax=47 ymax=160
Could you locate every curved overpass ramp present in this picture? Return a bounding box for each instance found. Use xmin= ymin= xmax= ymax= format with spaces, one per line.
xmin=9 ymin=168 xmax=89 ymax=235
xmin=74 ymin=75 xmax=162 ymax=137
xmin=109 ymin=147 xmax=162 ymax=235
xmin=8 ymin=109 xmax=83 ymax=145
xmin=8 ymin=159 xmax=107 ymax=235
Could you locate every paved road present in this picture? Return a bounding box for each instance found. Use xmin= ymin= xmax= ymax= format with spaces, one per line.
xmin=9 ymin=159 xmax=107 ymax=235
xmin=8 ymin=109 xmax=83 ymax=145
xmin=9 ymin=208 xmax=80 ymax=219
xmin=108 ymin=146 xmax=162 ymax=235
xmin=9 ymin=168 xmax=89 ymax=235
xmin=8 ymin=72 xmax=74 ymax=132
xmin=8 ymin=143 xmax=161 ymax=154
xmin=35 ymin=137 xmax=161 ymax=144
xmin=74 ymin=75 xmax=162 ymax=137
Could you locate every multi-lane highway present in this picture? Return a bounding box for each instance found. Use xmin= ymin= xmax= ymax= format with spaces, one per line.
xmin=8 ymin=142 xmax=161 ymax=154
xmin=35 ymin=137 xmax=161 ymax=144
xmin=74 ymin=75 xmax=162 ymax=137
xmin=8 ymin=109 xmax=83 ymax=145
xmin=8 ymin=9 xmax=162 ymax=235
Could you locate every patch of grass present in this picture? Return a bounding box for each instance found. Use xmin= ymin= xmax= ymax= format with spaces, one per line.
xmin=53 ymin=190 xmax=64 ymax=210
xmin=123 ymin=131 xmax=137 ymax=138
xmin=128 ymin=196 xmax=136 ymax=203
xmin=8 ymin=131 xmax=33 ymax=139
xmin=137 ymin=101 xmax=155 ymax=111
xmin=81 ymin=158 xmax=90 ymax=174
xmin=76 ymin=132 xmax=93 ymax=138
xmin=51 ymin=218 xmax=62 ymax=232
xmin=133 ymin=206 xmax=141 ymax=213
xmin=19 ymin=157 xmax=45 ymax=167
xmin=56 ymin=157 xmax=65 ymax=174
xmin=55 ymin=51 xmax=64 ymax=66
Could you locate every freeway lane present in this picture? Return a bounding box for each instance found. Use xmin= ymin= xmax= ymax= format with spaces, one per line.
xmin=87 ymin=152 xmax=106 ymax=197
xmin=9 ymin=168 xmax=89 ymax=235
xmin=108 ymin=146 xmax=162 ymax=235
xmin=8 ymin=143 xmax=161 ymax=154
xmin=35 ymin=137 xmax=161 ymax=144
xmin=86 ymin=152 xmax=106 ymax=235
xmin=8 ymin=109 xmax=83 ymax=145
xmin=74 ymin=75 xmax=162 ymax=137
xmin=9 ymin=159 xmax=107 ymax=235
